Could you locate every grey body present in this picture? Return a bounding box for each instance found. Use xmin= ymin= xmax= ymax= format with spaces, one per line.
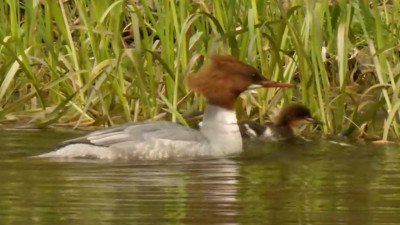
xmin=38 ymin=105 xmax=242 ymax=160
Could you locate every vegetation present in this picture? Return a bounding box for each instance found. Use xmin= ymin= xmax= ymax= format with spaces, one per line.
xmin=0 ymin=0 xmax=399 ymax=141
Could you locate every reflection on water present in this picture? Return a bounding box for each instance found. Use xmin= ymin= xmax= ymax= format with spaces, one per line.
xmin=1 ymin=129 xmax=400 ymax=224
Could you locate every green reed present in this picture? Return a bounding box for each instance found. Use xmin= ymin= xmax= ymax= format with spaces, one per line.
xmin=0 ymin=0 xmax=399 ymax=141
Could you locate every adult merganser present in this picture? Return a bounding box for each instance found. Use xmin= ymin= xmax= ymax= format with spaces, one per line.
xmin=239 ymin=104 xmax=321 ymax=140
xmin=37 ymin=54 xmax=291 ymax=160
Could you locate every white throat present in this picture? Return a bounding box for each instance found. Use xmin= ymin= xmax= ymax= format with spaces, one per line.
xmin=200 ymin=104 xmax=242 ymax=155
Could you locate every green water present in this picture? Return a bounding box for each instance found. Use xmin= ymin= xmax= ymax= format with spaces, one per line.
xmin=1 ymin=129 xmax=400 ymax=225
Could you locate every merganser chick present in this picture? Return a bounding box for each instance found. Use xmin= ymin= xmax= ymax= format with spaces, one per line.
xmin=239 ymin=104 xmax=321 ymax=140
xmin=37 ymin=54 xmax=292 ymax=160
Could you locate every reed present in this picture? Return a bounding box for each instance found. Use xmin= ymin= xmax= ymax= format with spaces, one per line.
xmin=0 ymin=0 xmax=399 ymax=141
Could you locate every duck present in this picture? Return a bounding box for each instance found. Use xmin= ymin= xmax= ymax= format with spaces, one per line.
xmin=37 ymin=54 xmax=292 ymax=160
xmin=239 ymin=104 xmax=321 ymax=140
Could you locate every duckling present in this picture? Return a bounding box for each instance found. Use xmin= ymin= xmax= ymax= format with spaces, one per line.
xmin=239 ymin=104 xmax=321 ymax=140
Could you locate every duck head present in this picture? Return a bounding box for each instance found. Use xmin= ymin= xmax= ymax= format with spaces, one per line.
xmin=274 ymin=104 xmax=322 ymax=128
xmin=189 ymin=54 xmax=292 ymax=109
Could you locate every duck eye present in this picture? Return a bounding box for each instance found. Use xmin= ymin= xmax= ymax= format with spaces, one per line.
xmin=250 ymin=73 xmax=261 ymax=81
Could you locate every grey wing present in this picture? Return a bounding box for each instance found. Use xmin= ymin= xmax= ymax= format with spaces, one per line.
xmin=63 ymin=121 xmax=207 ymax=147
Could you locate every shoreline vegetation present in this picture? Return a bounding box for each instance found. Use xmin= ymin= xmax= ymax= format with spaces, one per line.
xmin=0 ymin=0 xmax=399 ymax=142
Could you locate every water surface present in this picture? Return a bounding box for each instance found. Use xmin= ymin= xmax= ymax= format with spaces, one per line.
xmin=1 ymin=129 xmax=400 ymax=225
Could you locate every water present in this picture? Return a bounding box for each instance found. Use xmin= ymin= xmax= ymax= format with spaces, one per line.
xmin=1 ymin=129 xmax=400 ymax=225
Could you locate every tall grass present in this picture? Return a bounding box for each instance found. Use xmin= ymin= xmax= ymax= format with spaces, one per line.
xmin=0 ymin=0 xmax=399 ymax=141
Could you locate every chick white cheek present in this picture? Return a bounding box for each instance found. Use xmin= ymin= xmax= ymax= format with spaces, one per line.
xmin=289 ymin=119 xmax=307 ymax=128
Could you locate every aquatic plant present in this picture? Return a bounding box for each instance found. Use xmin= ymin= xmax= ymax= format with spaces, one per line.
xmin=0 ymin=0 xmax=399 ymax=141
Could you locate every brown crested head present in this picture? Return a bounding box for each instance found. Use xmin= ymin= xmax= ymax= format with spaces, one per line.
xmin=274 ymin=104 xmax=321 ymax=128
xmin=189 ymin=54 xmax=292 ymax=109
